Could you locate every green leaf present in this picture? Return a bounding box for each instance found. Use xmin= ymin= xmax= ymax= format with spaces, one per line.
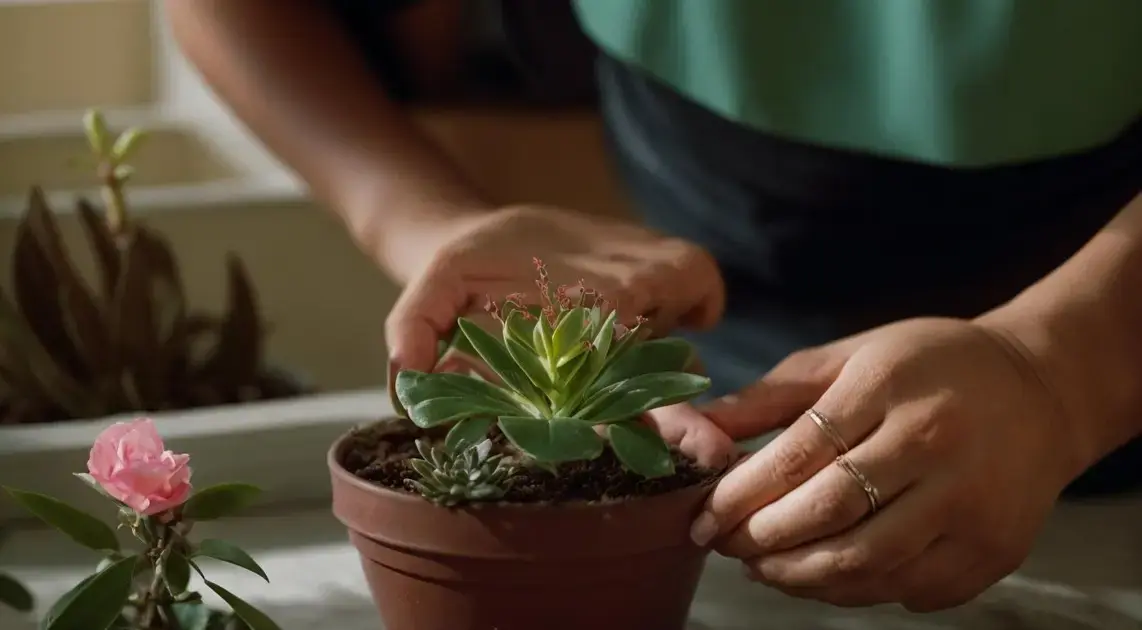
xmin=589 ymin=309 xmax=618 ymax=373
xmin=83 ymin=109 xmax=110 ymax=157
xmin=395 ymin=370 xmax=527 ymax=428
xmin=592 ymin=338 xmax=696 ymax=392
xmin=502 ymin=309 xmax=536 ymax=351
xmin=164 ymin=550 xmax=192 ymax=595
xmin=504 ymin=336 xmax=553 ymax=391
xmin=437 ymin=324 xmax=479 ymax=360
xmin=533 ymin=314 xmax=552 ymax=359
xmin=608 ymin=421 xmax=675 ymax=478
xmin=171 ymin=602 xmax=213 ymax=630
xmin=407 ymin=396 xmax=524 ymax=429
xmin=193 ymin=539 xmax=269 ymax=582
xmin=205 ymin=580 xmax=283 ymax=630
xmin=498 ymin=417 xmax=604 ymax=463
xmin=41 ymin=555 xmax=137 ymax=630
xmin=551 ymin=307 xmax=588 ymax=359
xmin=3 ymin=488 xmax=119 ymax=552
xmin=445 ymin=417 xmax=495 ymax=452
xmin=575 ymin=372 xmax=711 ymax=423
xmin=110 ymin=128 xmax=148 ymax=164
xmin=183 ymin=484 xmax=261 ymax=521
xmin=0 ymin=571 xmax=34 ymax=612
xmin=457 ymin=318 xmax=542 ymax=400
xmin=387 ymin=360 xmax=408 ymax=419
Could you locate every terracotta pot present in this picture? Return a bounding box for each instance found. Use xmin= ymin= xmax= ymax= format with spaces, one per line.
xmin=327 ymin=424 xmax=716 ymax=630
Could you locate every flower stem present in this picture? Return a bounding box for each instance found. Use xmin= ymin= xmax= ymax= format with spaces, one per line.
xmin=139 ymin=524 xmax=173 ymax=629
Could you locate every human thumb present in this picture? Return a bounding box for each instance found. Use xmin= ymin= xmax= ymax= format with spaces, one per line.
xmin=702 ymin=347 xmax=848 ymax=440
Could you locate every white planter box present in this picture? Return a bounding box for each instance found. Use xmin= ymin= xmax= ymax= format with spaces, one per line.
xmin=0 ymin=389 xmax=391 ymax=522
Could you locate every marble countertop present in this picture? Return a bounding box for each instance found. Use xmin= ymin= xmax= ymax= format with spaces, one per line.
xmin=3 ymin=494 xmax=1142 ymax=629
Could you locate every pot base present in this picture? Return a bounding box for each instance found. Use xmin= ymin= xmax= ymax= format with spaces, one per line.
xmin=354 ymin=531 xmax=706 ymax=630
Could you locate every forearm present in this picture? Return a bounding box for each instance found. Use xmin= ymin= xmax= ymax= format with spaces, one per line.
xmin=165 ymin=0 xmax=490 ymax=279
xmin=979 ymin=192 xmax=1142 ymax=474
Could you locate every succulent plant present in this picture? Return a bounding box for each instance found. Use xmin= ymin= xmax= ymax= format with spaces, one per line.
xmin=0 ymin=109 xmax=294 ymax=425
xmin=395 ymin=258 xmax=711 ymax=492
xmin=405 ymin=438 xmax=517 ymax=506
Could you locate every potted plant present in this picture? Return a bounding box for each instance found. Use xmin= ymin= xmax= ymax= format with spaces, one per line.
xmin=4 ymin=417 xmax=281 ymax=630
xmin=328 ymin=259 xmax=727 ymax=630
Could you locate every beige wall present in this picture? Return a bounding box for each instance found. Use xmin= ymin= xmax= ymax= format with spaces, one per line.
xmin=0 ymin=0 xmax=155 ymax=116
xmin=0 ymin=112 xmax=634 ymax=391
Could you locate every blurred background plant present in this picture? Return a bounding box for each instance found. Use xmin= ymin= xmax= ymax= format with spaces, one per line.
xmin=0 ymin=109 xmax=303 ymax=426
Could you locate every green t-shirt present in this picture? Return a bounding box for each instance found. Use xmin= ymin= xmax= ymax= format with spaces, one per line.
xmin=573 ymin=0 xmax=1142 ymax=167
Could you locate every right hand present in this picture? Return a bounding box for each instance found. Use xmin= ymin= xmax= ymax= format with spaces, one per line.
xmin=384 ymin=203 xmax=726 ymax=375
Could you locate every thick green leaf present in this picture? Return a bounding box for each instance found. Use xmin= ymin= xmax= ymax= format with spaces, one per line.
xmin=397 ymin=369 xmax=525 ymax=413
xmin=387 ymin=360 xmax=408 ymax=419
xmin=589 ymin=310 xmax=618 ymax=373
xmin=205 ymin=580 xmax=282 ymax=630
xmin=164 ymin=550 xmax=192 ymax=595
xmin=0 ymin=571 xmax=33 ymax=612
xmin=608 ymin=421 xmax=675 ymax=478
xmin=457 ymin=318 xmax=542 ymax=401
xmin=551 ymin=307 xmax=588 ymax=360
xmin=183 ymin=484 xmax=261 ymax=521
xmin=502 ymin=310 xmax=536 ymax=351
xmin=445 ymin=417 xmax=495 ymax=452
xmin=436 ymin=324 xmax=479 ymax=360
xmin=504 ymin=336 xmax=553 ymax=391
xmin=171 ymin=602 xmax=213 ymax=630
xmin=41 ymin=555 xmax=137 ymax=630
xmin=3 ymin=488 xmax=119 ymax=552
xmin=407 ymin=396 xmax=522 ymax=428
xmin=193 ymin=540 xmax=268 ymax=582
xmin=575 ymin=372 xmax=711 ymax=423
xmin=592 ymin=338 xmax=695 ymax=393
xmin=533 ymin=314 xmax=552 ymax=359
xmin=498 ymin=417 xmax=604 ymax=463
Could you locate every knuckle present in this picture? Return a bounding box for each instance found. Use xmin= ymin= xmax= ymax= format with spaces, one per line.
xmin=810 ymin=484 xmax=867 ymax=528
xmin=767 ymin=440 xmax=818 ymax=489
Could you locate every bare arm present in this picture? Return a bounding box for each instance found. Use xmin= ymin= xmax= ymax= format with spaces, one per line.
xmin=981 ymin=191 xmax=1142 ymax=470
xmin=164 ymin=0 xmax=490 ymax=282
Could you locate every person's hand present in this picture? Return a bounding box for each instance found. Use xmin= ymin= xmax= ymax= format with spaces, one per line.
xmin=383 ymin=203 xmax=734 ymax=467
xmin=676 ymin=317 xmax=1090 ymax=611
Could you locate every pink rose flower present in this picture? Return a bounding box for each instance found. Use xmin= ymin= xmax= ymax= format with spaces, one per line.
xmin=87 ymin=418 xmax=193 ymax=516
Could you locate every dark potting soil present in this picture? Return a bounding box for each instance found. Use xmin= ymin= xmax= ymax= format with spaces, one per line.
xmin=343 ymin=419 xmax=720 ymax=504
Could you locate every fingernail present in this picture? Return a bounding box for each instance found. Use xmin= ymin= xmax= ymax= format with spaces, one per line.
xmin=690 ymin=511 xmax=718 ymax=546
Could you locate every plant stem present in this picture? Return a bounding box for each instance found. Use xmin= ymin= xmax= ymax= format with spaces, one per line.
xmin=100 ymin=166 xmax=129 ymax=236
xmin=139 ymin=525 xmax=173 ymax=629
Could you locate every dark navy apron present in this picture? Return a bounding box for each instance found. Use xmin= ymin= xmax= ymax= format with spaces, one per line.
xmin=595 ymin=53 xmax=1142 ymax=498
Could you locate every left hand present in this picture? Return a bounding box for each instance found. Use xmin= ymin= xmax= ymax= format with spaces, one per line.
xmin=656 ymin=317 xmax=1091 ymax=612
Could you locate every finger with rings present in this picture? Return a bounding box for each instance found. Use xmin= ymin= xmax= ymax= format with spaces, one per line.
xmin=807 ymin=408 xmax=849 ymax=454
xmin=717 ymin=436 xmax=913 ymax=559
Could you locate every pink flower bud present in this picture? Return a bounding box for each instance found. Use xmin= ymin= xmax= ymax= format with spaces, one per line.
xmin=86 ymin=418 xmax=192 ymax=516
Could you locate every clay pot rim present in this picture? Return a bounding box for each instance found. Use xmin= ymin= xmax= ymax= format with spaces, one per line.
xmin=328 ymin=421 xmax=722 ymax=513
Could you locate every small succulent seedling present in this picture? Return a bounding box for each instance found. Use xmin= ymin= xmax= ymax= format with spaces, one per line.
xmin=406 ymin=439 xmax=517 ymax=506
xmin=396 ymin=259 xmax=711 ymax=498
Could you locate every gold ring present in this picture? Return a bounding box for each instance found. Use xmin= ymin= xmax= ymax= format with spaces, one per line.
xmin=835 ymin=454 xmax=881 ymax=513
xmin=806 ymin=408 xmax=849 ymax=454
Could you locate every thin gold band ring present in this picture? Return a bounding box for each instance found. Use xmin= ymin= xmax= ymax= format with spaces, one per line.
xmin=806 ymin=408 xmax=849 ymax=454
xmin=835 ymin=454 xmax=882 ymax=513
